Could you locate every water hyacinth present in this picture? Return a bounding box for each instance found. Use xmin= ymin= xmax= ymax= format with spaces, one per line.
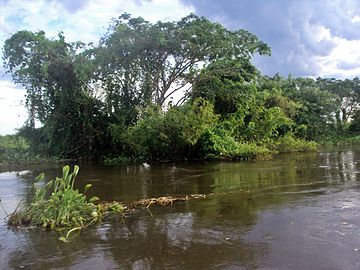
xmin=7 ymin=165 xmax=124 ymax=241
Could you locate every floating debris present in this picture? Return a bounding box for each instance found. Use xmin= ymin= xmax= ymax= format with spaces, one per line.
xmin=129 ymin=194 xmax=208 ymax=208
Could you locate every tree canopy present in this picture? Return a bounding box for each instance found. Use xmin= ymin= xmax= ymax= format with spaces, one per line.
xmin=94 ymin=13 xmax=270 ymax=124
xmin=2 ymin=13 xmax=359 ymax=161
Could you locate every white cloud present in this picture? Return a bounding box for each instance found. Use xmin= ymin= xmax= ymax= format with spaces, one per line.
xmin=1 ymin=0 xmax=194 ymax=43
xmin=351 ymin=15 xmax=360 ymax=23
xmin=317 ymin=38 xmax=360 ymax=78
xmin=0 ymin=81 xmax=27 ymax=135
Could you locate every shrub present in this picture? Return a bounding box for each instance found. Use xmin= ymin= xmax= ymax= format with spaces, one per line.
xmin=272 ymin=134 xmax=317 ymax=153
xmin=0 ymin=135 xmax=33 ymax=163
xmin=119 ymin=98 xmax=218 ymax=161
xmin=197 ymin=128 xmax=272 ymax=160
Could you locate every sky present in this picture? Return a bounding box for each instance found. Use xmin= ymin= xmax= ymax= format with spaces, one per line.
xmin=1 ymin=0 xmax=360 ymax=135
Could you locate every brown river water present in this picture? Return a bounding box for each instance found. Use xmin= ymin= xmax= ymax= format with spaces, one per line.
xmin=1 ymin=147 xmax=360 ymax=269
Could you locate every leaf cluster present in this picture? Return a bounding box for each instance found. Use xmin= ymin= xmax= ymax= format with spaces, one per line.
xmin=7 ymin=165 xmax=124 ymax=241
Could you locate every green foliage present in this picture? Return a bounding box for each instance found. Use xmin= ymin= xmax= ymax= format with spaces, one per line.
xmin=166 ymin=98 xmax=218 ymax=146
xmin=109 ymin=69 xmax=321 ymax=162
xmin=263 ymin=76 xmax=340 ymax=140
xmin=317 ymin=77 xmax=360 ymax=129
xmin=192 ymin=59 xmax=260 ymax=115
xmin=235 ymin=103 xmax=293 ymax=144
xmin=116 ymin=98 xmax=218 ymax=161
xmin=264 ymin=88 xmax=301 ymax=118
xmin=318 ymin=134 xmax=360 ymax=146
xmin=0 ymin=135 xmax=42 ymax=163
xmin=119 ymin=106 xmax=167 ymax=160
xmin=7 ymin=165 xmax=124 ymax=241
xmin=5 ymin=14 xmax=358 ymax=162
xmin=343 ymin=135 xmax=360 ymax=144
xmin=2 ymin=31 xmax=109 ymax=159
xmin=2 ymin=14 xmax=272 ymax=160
xmin=96 ymin=13 xmax=270 ymax=119
xmin=271 ymin=134 xmax=317 ymax=153
xmin=0 ymin=135 xmax=28 ymax=159
xmin=348 ymin=109 xmax=360 ymax=133
xmin=192 ymin=64 xmax=295 ymax=144
xmin=103 ymin=155 xmax=133 ymax=165
xmin=197 ymin=128 xmax=272 ymax=160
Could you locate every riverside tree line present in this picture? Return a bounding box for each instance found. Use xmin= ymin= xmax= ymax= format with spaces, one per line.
xmin=2 ymin=14 xmax=360 ymax=163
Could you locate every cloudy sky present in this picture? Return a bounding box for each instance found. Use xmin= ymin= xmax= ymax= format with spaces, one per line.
xmin=1 ymin=0 xmax=360 ymax=134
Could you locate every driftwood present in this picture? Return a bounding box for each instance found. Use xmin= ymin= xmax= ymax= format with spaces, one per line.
xmin=129 ymin=194 xmax=208 ymax=208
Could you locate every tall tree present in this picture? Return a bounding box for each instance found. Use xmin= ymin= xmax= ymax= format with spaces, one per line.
xmin=95 ymin=13 xmax=271 ymax=124
xmin=316 ymin=77 xmax=360 ymax=129
xmin=2 ymin=31 xmax=106 ymax=157
xmin=275 ymin=77 xmax=339 ymax=139
xmin=191 ymin=58 xmax=260 ymax=115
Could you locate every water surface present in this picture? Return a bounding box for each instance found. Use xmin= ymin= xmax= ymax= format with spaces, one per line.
xmin=1 ymin=147 xmax=360 ymax=269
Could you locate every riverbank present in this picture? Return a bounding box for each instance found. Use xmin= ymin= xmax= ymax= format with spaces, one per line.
xmin=8 ymin=132 xmax=360 ymax=168
xmin=103 ymin=135 xmax=318 ymax=165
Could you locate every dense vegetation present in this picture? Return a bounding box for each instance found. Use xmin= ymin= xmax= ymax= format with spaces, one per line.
xmin=2 ymin=14 xmax=360 ymax=163
xmin=0 ymin=135 xmax=30 ymax=162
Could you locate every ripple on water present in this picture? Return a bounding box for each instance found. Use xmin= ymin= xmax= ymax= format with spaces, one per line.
xmin=1 ymin=148 xmax=360 ymax=269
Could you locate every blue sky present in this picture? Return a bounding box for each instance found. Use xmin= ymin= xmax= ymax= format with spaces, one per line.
xmin=1 ymin=0 xmax=360 ymax=134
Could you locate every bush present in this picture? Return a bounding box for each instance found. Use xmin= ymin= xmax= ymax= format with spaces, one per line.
xmin=272 ymin=134 xmax=317 ymax=153
xmin=197 ymin=128 xmax=273 ymax=160
xmin=0 ymin=135 xmax=37 ymax=163
xmin=118 ymin=98 xmax=218 ymax=161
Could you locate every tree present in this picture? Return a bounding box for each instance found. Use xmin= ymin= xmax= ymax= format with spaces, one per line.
xmin=191 ymin=58 xmax=260 ymax=115
xmin=274 ymin=77 xmax=339 ymax=139
xmin=3 ymin=30 xmax=107 ymax=158
xmin=95 ymin=13 xmax=270 ymax=119
xmin=316 ymin=77 xmax=360 ymax=129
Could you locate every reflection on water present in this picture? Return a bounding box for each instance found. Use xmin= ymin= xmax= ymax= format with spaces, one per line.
xmin=1 ymin=147 xmax=360 ymax=269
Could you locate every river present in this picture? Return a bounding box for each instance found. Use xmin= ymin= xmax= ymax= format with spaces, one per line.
xmin=1 ymin=147 xmax=360 ymax=269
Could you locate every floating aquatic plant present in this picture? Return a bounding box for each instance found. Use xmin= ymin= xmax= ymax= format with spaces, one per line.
xmin=7 ymin=165 xmax=124 ymax=241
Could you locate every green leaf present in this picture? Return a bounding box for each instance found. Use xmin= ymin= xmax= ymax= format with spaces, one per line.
xmin=44 ymin=180 xmax=54 ymax=189
xmin=62 ymin=165 xmax=70 ymax=180
xmin=73 ymin=165 xmax=79 ymax=177
xmin=84 ymin=184 xmax=92 ymax=193
xmin=89 ymin=196 xmax=99 ymax=203
xmin=35 ymin=173 xmax=45 ymax=183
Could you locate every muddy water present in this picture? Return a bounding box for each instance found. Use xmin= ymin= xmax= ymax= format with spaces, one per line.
xmin=1 ymin=147 xmax=360 ymax=269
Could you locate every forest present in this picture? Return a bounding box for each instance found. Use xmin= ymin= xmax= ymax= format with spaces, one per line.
xmin=2 ymin=13 xmax=360 ymax=164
